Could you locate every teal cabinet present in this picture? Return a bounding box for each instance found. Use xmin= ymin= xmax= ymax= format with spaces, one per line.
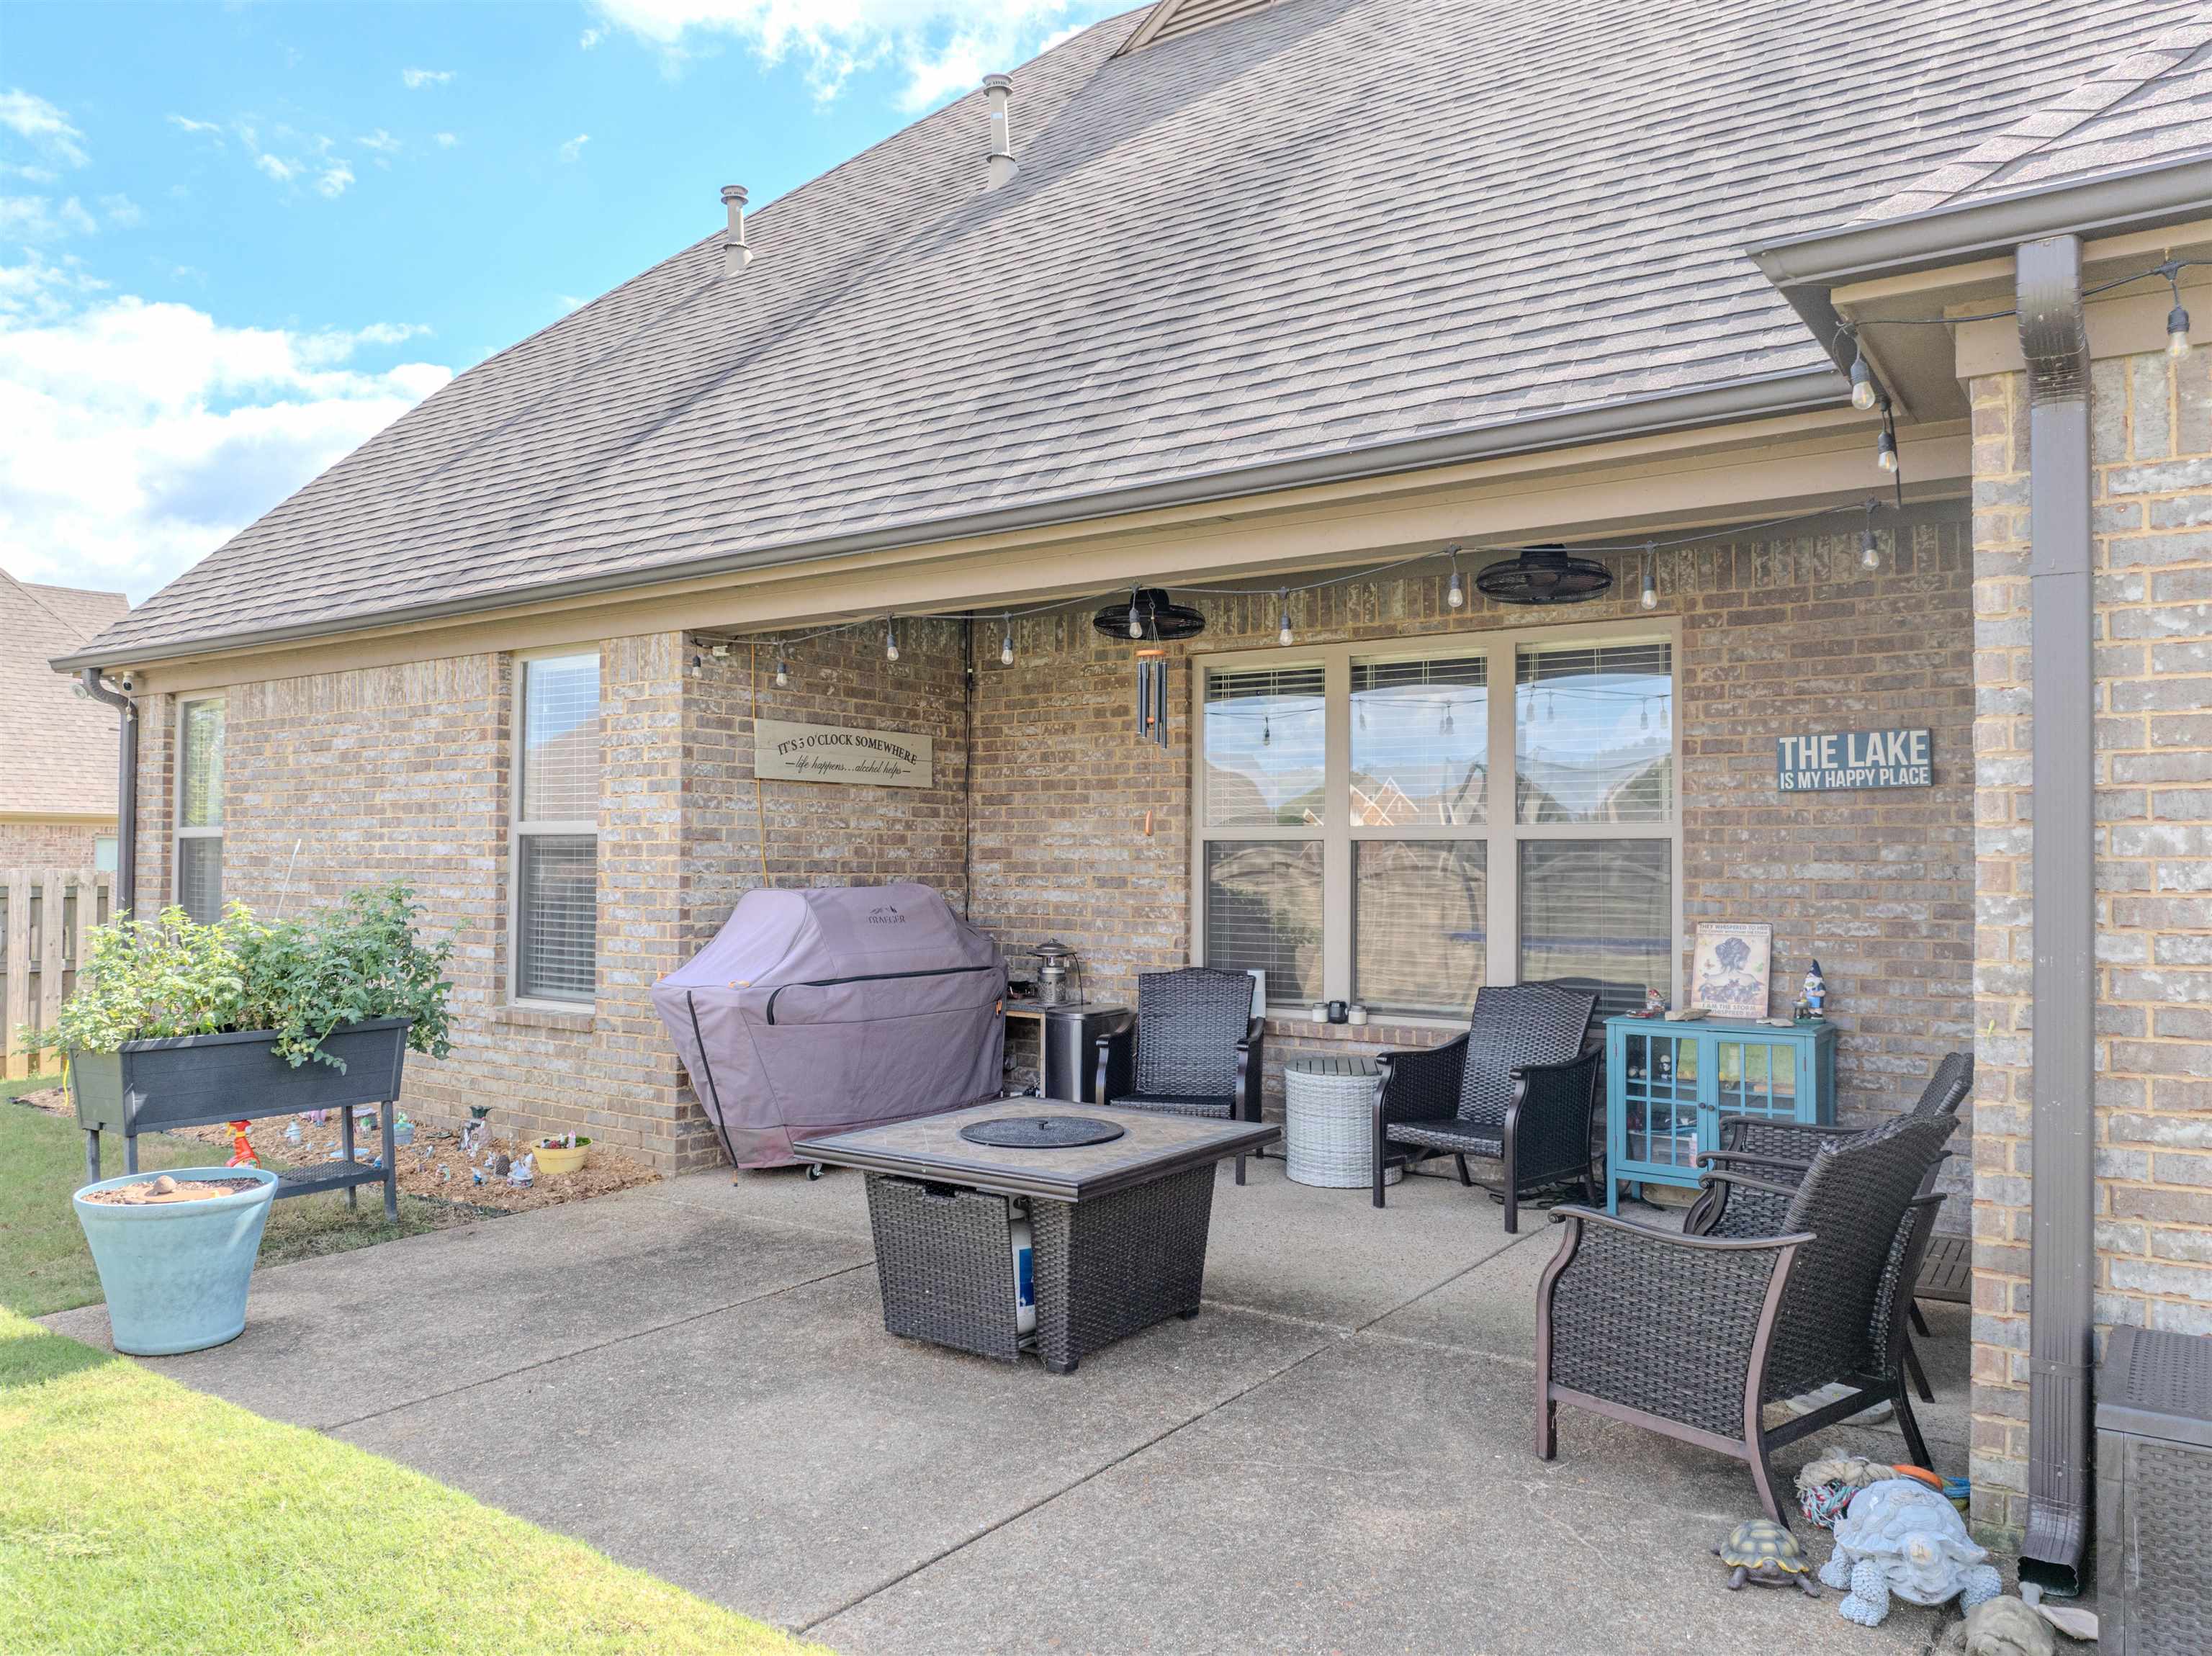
xmin=1603 ymin=1015 xmax=1835 ymax=1210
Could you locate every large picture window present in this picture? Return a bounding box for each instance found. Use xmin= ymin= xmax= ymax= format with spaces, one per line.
xmin=1195 ymin=622 xmax=1676 ymax=1020
xmin=512 ymin=652 xmax=601 ymax=1004
xmin=174 ymin=697 xmax=225 ymax=923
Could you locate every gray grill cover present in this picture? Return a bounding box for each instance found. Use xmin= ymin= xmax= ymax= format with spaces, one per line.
xmin=651 ymin=883 xmax=1006 ymax=1168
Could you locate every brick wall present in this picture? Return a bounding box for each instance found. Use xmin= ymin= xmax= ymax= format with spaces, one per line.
xmin=969 ymin=508 xmax=1977 ymax=1125
xmin=0 ymin=821 xmax=111 ymax=871
xmin=1968 ymin=345 xmax=2212 ymax=1543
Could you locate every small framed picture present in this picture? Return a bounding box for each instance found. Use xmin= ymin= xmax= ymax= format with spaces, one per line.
xmin=1690 ymin=923 xmax=1773 ymax=1019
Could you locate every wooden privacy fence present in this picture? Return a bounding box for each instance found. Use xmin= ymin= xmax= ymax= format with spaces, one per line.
xmin=2 ymin=868 xmax=114 ymax=1079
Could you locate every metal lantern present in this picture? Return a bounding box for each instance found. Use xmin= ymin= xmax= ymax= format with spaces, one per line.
xmin=1473 ymin=545 xmax=1614 ymax=606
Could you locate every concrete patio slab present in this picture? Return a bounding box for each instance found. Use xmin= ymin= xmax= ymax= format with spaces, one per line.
xmin=816 ymin=1333 xmax=1954 ymax=1655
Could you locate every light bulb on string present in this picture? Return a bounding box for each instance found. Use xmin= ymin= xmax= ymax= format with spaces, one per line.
xmin=1445 ymin=544 xmax=1465 ymax=609
xmin=884 ymin=618 xmax=899 ymax=663
xmin=774 ymin=656 xmax=789 ymax=689
xmin=1277 ymin=589 xmax=1293 ymax=647
xmin=1876 ymin=426 xmax=1899 ymax=474
xmin=1640 ymin=698 xmax=1650 ymax=732
xmin=999 ymin=616 xmax=1015 ymax=667
xmin=1128 ymin=588 xmax=1144 ymax=640
xmin=690 ymin=653 xmax=703 ymax=679
xmin=1262 ymin=714 xmax=1272 ymax=746
xmin=2167 ymin=265 xmax=2193 ymax=359
xmin=1861 ymin=503 xmax=1881 ymax=571
xmin=1640 ymin=544 xmax=1658 ymax=611
xmin=1848 ymin=344 xmax=1876 ymax=411
xmin=1440 ymin=701 xmax=1455 ymax=736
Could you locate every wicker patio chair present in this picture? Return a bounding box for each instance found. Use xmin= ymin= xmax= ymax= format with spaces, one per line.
xmin=1094 ymin=968 xmax=1264 ymax=1184
xmin=1369 ymin=981 xmax=1601 ymax=1230
xmin=1535 ymin=1112 xmax=1955 ymax=1524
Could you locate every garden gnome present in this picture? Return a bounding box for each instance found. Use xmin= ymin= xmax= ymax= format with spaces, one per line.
xmin=1820 ymin=1478 xmax=2002 ymax=1626
xmin=1802 ymin=959 xmax=1827 ymax=1017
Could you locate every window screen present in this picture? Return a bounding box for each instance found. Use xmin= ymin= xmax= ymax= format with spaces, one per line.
xmin=516 ymin=654 xmax=599 ymax=1003
xmin=175 ymin=698 xmax=225 ymax=922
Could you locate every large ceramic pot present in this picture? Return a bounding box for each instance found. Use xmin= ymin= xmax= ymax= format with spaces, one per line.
xmin=72 ymin=1166 xmax=280 ymax=1355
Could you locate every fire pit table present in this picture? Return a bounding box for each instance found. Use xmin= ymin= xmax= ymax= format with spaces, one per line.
xmin=794 ymin=1100 xmax=1277 ymax=1374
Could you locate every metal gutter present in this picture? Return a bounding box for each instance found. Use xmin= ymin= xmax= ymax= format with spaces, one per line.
xmin=76 ymin=669 xmax=138 ymax=917
xmin=2016 ymin=233 xmax=2095 ymax=1596
xmin=51 ymin=366 xmax=1848 ymax=673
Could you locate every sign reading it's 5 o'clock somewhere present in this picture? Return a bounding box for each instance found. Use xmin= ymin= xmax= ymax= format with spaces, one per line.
xmin=755 ymin=719 xmax=933 ymax=788
xmin=1776 ymin=728 xmax=1933 ymax=792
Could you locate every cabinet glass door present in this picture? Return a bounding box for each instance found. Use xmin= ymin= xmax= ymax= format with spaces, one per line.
xmin=1714 ymin=1038 xmax=1796 ymax=1123
xmin=1622 ymin=1031 xmax=1699 ymax=1170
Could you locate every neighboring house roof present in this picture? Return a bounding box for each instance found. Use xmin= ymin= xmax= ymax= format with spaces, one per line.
xmin=71 ymin=0 xmax=2212 ymax=669
xmin=1862 ymin=24 xmax=2212 ymax=220
xmin=1 ymin=572 xmax=127 ymax=818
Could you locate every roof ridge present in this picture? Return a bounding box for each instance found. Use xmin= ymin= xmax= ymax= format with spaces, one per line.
xmin=0 ymin=567 xmax=98 ymax=644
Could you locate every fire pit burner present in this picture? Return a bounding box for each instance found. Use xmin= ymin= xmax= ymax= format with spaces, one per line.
xmin=959 ymin=1115 xmax=1127 ymax=1149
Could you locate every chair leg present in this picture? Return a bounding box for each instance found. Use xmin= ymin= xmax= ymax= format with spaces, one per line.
xmin=1503 ymin=1188 xmax=1519 ymax=1235
xmin=1453 ymin=1153 xmax=1473 ymax=1187
xmin=1902 ymin=1335 xmax=1935 ymax=1404
xmin=1745 ymin=1426 xmax=1787 ymax=1526
xmin=1373 ymin=1141 xmax=1388 ymax=1209
xmin=1537 ymin=1395 xmax=1557 ymax=1460
xmin=1233 ymin=1153 xmax=1246 ymax=1187
xmin=1893 ymin=1381 xmax=1933 ymax=1472
xmin=1909 ymin=1301 xmax=1932 ymax=1338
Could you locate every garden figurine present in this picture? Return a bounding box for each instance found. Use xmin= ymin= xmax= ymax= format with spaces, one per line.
xmin=1641 ymin=986 xmax=1667 ymax=1017
xmin=1712 ymin=1518 xmax=1818 ymax=1597
xmin=1819 ymin=1477 xmax=2002 ymax=1626
xmin=1801 ymin=959 xmax=1827 ymax=1017
xmin=225 ymin=1120 xmax=260 ymax=1168
xmin=507 ymin=1152 xmax=534 ymax=1188
xmin=1939 ymin=1596 xmax=2054 ymax=1656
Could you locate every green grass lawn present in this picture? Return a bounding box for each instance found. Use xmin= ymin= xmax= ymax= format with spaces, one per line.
xmin=0 ymin=1307 xmax=810 ymax=1654
xmin=1 ymin=1077 xmax=494 ymax=1318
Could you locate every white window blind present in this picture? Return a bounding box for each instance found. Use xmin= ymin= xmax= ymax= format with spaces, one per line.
xmin=1514 ymin=641 xmax=1673 ymax=824
xmin=175 ymin=698 xmax=225 ymax=923
xmin=514 ymin=654 xmax=600 ymax=1004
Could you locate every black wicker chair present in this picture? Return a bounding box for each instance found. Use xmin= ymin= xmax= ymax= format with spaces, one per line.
xmin=1535 ymin=1112 xmax=1956 ymax=1524
xmin=1370 ymin=981 xmax=1601 ymax=1230
xmin=1094 ymin=968 xmax=1264 ymax=1184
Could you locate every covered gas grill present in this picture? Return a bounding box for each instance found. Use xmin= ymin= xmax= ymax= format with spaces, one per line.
xmin=651 ymin=882 xmax=1007 ymax=1168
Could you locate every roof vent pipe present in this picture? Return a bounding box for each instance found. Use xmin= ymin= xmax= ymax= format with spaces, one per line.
xmin=983 ymin=74 xmax=1017 ymax=190
xmin=719 ymin=184 xmax=751 ymax=276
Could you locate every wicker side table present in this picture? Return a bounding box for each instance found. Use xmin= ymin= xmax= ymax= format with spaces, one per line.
xmin=1283 ymin=1056 xmax=1393 ymax=1189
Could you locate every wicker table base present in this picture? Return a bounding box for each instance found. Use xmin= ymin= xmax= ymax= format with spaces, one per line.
xmin=1283 ymin=1056 xmax=1392 ymax=1189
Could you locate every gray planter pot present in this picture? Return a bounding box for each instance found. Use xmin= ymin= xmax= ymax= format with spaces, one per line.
xmin=70 ymin=1017 xmax=413 ymax=1138
xmin=73 ymin=1166 xmax=280 ymax=1355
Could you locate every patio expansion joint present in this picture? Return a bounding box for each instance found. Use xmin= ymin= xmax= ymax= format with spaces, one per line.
xmin=315 ymin=1255 xmax=877 ymax=1435
xmin=801 ymin=1224 xmax=1557 ymax=1638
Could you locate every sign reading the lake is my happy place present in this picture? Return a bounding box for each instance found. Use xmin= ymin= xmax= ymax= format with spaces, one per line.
xmin=755 ymin=719 xmax=933 ymax=788
xmin=1776 ymin=728 xmax=1933 ymax=792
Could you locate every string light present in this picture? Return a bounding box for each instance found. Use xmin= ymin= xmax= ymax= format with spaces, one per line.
xmin=884 ymin=618 xmax=899 ymax=662
xmin=1445 ymin=544 xmax=1465 ymax=608
xmin=1876 ymin=420 xmax=1899 ymax=474
xmin=999 ymin=615 xmax=1015 ymax=667
xmin=1640 ymin=543 xmax=1658 ymax=611
xmin=690 ymin=652 xmax=703 ymax=678
xmin=774 ymin=655 xmax=789 ymax=688
xmin=1127 ymin=588 xmax=1144 ymax=639
xmin=1861 ymin=500 xmax=1881 ymax=571
xmin=2168 ymin=264 xmax=2193 ymax=359
xmin=1848 ymin=341 xmax=1876 ymax=410
xmin=1277 ymin=589 xmax=1293 ymax=647
xmin=1262 ymin=713 xmax=1272 ymax=745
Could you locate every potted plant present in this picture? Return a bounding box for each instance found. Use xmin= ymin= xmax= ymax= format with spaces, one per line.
xmin=28 ymin=885 xmax=453 ymax=1354
xmin=534 ymin=1133 xmax=590 ymax=1176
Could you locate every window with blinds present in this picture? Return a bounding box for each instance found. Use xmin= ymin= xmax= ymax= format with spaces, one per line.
xmin=1195 ymin=624 xmax=1676 ymax=1022
xmin=513 ymin=654 xmax=600 ymax=1004
xmin=175 ymin=698 xmax=225 ymax=923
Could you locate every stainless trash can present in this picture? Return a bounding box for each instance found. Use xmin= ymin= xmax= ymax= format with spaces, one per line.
xmin=2096 ymin=1325 xmax=2212 ymax=1654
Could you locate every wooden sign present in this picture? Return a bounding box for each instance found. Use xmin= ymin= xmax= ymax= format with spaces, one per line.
xmin=1776 ymin=729 xmax=1933 ymax=792
xmin=755 ymin=719 xmax=933 ymax=788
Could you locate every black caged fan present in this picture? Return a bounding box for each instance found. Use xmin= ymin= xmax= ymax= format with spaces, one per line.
xmin=1473 ymin=545 xmax=1614 ymax=606
xmin=1092 ymin=588 xmax=1207 ymax=644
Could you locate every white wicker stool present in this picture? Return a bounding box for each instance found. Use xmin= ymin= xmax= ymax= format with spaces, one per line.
xmin=1282 ymin=1056 xmax=1393 ymax=1189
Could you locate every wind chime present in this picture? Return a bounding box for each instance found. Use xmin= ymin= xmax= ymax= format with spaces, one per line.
xmin=1093 ymin=587 xmax=1205 ymax=835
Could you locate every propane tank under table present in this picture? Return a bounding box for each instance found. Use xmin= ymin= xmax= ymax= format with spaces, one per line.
xmin=795 ymin=1099 xmax=1277 ymax=1374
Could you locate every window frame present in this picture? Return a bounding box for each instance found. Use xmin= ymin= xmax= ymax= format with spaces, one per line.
xmin=508 ymin=648 xmax=603 ymax=1009
xmin=173 ymin=696 xmax=225 ymax=921
xmin=1190 ymin=615 xmax=1683 ymax=1025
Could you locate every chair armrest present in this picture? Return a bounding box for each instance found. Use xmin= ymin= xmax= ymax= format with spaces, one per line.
xmin=1234 ymin=1017 xmax=1266 ymax=1123
xmin=1093 ymin=1014 xmax=1136 ymax=1105
xmin=1504 ymin=1046 xmax=1604 ymax=1184
xmin=1714 ymin=1117 xmax=1858 ymax=1159
xmin=1375 ymin=1032 xmax=1468 ymax=1126
xmin=1539 ymin=1204 xmax=1811 ymax=1429
xmin=1688 ymin=1166 xmax=1806 ymax=1239
xmin=1694 ymin=1149 xmax=1817 ymax=1176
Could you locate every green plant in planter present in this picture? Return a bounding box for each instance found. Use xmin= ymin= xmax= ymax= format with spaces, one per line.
xmin=30 ymin=883 xmax=456 ymax=1071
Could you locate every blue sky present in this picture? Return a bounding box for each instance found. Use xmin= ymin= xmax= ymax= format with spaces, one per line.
xmin=0 ymin=0 xmax=1125 ymax=604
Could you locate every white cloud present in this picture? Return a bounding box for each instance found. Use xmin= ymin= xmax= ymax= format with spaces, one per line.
xmin=585 ymin=1 xmax=1102 ymax=108
xmin=315 ymin=159 xmax=354 ymax=197
xmin=168 ymin=114 xmax=225 ymax=140
xmin=400 ymin=67 xmax=455 ymax=89
xmin=0 ymin=89 xmax=89 ymax=168
xmin=580 ymin=27 xmax=604 ymax=48
xmin=559 ymin=132 xmax=590 ymax=163
xmin=98 ymin=193 xmax=143 ymax=228
xmin=0 ymin=194 xmax=97 ymax=240
xmin=0 ymin=261 xmax=451 ymax=602
xmin=253 ymin=151 xmax=300 ymax=184
xmin=357 ymin=128 xmax=401 ymax=155
xmin=433 ymin=132 xmax=459 ymax=148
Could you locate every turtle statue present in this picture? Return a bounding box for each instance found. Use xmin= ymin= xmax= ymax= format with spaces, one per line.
xmin=1713 ymin=1519 xmax=1820 ymax=1597
xmin=1819 ymin=1477 xmax=2003 ymax=1626
xmin=1938 ymin=1596 xmax=2056 ymax=1656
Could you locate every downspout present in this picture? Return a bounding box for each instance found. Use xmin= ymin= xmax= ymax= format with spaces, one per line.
xmin=78 ymin=669 xmax=138 ymax=917
xmin=2015 ymin=234 xmax=2094 ymax=1595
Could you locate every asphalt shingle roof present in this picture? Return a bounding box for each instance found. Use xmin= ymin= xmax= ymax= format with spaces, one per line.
xmin=2 ymin=574 xmax=127 ymax=816
xmin=76 ymin=0 xmax=2212 ymax=667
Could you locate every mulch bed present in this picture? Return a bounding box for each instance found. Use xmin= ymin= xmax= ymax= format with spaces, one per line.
xmin=16 ymin=1089 xmax=661 ymax=1215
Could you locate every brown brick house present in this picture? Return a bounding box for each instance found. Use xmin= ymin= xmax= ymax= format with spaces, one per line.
xmin=50 ymin=0 xmax=2212 ymax=1560
xmin=2 ymin=570 xmax=127 ymax=871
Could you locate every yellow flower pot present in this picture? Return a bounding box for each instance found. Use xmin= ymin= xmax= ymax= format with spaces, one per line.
xmin=534 ymin=1141 xmax=589 ymax=1176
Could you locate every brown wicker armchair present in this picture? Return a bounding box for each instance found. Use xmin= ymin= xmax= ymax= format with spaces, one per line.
xmin=1535 ymin=1112 xmax=1955 ymax=1523
xmin=1370 ymin=981 xmax=1601 ymax=1230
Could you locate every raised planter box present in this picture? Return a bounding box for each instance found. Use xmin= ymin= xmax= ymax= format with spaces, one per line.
xmin=71 ymin=1017 xmax=413 ymax=1220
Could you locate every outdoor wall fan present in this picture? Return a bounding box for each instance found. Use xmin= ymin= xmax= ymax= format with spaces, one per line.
xmin=1092 ymin=588 xmax=1208 ymax=643
xmin=1473 ymin=546 xmax=1614 ymax=605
